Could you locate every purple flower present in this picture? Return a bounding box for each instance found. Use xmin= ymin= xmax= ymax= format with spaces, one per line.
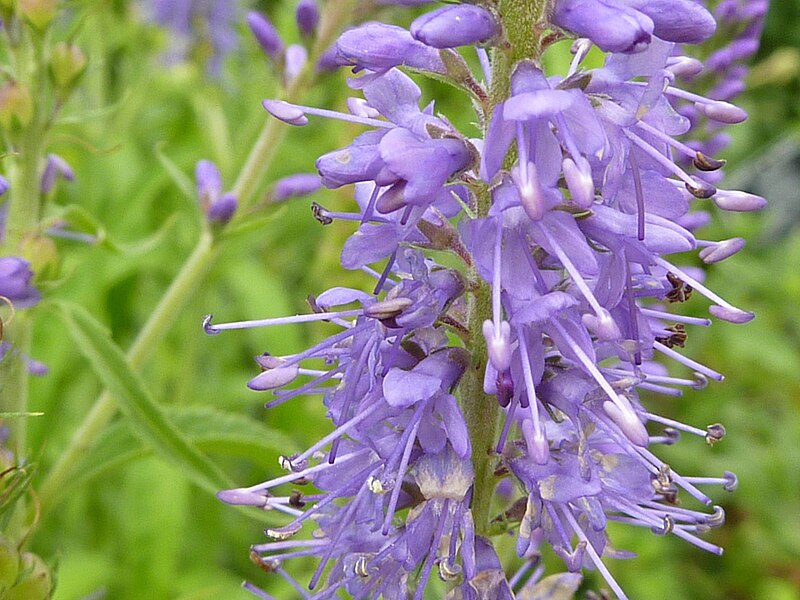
xmin=209 ymin=4 xmax=766 ymax=598
xmin=0 ymin=257 xmax=40 ymax=308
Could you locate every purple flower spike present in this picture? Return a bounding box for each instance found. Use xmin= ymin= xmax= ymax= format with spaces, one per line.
xmin=0 ymin=257 xmax=40 ymax=308
xmin=0 ymin=175 xmax=9 ymax=196
xmin=296 ymin=0 xmax=320 ymax=37
xmin=410 ymin=5 xmax=499 ymax=49
xmin=247 ymin=11 xmax=283 ymax=59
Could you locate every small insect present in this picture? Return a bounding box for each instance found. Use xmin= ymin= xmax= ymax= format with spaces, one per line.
xmin=665 ymin=272 xmax=693 ymax=303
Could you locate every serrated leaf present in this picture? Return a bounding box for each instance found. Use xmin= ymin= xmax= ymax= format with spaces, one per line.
xmin=51 ymin=301 xmax=232 ymax=496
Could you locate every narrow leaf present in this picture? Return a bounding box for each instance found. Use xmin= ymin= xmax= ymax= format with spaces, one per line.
xmin=51 ymin=301 xmax=233 ymax=495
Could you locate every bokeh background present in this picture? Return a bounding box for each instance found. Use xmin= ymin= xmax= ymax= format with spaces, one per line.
xmin=7 ymin=1 xmax=798 ymax=599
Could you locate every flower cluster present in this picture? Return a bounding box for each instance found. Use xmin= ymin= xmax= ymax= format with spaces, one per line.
xmin=207 ymin=2 xmax=767 ymax=598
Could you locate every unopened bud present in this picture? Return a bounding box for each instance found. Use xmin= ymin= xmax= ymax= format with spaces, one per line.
xmin=3 ymin=552 xmax=51 ymax=600
xmin=0 ymin=81 xmax=33 ymax=129
xmin=18 ymin=0 xmax=57 ymax=31
xmin=695 ymin=100 xmax=748 ymax=124
xmin=49 ymin=42 xmax=87 ymax=92
xmin=712 ymin=190 xmax=767 ymax=212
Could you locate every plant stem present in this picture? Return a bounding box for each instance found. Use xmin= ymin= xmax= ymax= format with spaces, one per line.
xmin=461 ymin=269 xmax=500 ymax=536
xmin=2 ymin=29 xmax=48 ymax=459
xmin=462 ymin=0 xmax=548 ymax=535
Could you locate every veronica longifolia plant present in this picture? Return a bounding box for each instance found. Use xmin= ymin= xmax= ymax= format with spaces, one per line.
xmin=206 ymin=1 xmax=767 ymax=598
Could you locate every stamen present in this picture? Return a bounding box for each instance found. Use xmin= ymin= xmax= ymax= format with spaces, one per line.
xmin=517 ymin=325 xmax=549 ymax=464
xmin=653 ymin=257 xmax=754 ymax=323
xmin=628 ymin=150 xmax=645 ymax=241
xmin=203 ymin=309 xmax=363 ymax=334
xmin=640 ymin=307 xmax=712 ymax=327
xmin=561 ymin=508 xmax=630 ymax=600
xmin=263 ymin=99 xmax=394 ymax=129
xmin=654 ymin=341 xmax=723 ymax=381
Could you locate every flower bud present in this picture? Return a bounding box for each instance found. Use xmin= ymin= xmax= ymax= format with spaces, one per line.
xmin=0 ymin=82 xmax=33 ymax=129
xmin=49 ymin=42 xmax=87 ymax=93
xmin=3 ymin=552 xmax=51 ymax=600
xmin=272 ymin=173 xmax=321 ymax=202
xmin=712 ymin=190 xmax=766 ymax=212
xmin=247 ymin=11 xmax=283 ymax=59
xmin=284 ymin=44 xmax=307 ymax=84
xmin=296 ymin=0 xmax=320 ymax=37
xmin=0 ymin=537 xmax=20 ymax=594
xmin=695 ymin=100 xmax=748 ymax=124
xmin=18 ymin=0 xmax=57 ymax=31
xmin=410 ymin=5 xmax=499 ymax=49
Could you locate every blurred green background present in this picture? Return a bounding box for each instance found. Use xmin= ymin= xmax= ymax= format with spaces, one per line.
xmin=3 ymin=1 xmax=798 ymax=599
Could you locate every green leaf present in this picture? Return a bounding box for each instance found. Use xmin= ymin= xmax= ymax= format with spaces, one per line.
xmin=51 ymin=301 xmax=233 ymax=496
xmin=154 ymin=141 xmax=199 ymax=208
xmin=68 ymin=406 xmax=297 ymax=493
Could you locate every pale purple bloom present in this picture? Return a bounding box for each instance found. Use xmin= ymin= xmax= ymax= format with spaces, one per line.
xmin=0 ymin=257 xmax=40 ymax=308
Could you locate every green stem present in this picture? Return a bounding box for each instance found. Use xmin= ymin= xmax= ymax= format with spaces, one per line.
xmin=462 ymin=0 xmax=549 ymax=535
xmin=2 ymin=29 xmax=48 ymax=459
xmin=37 ymin=0 xmax=360 ymax=514
xmin=461 ymin=271 xmax=500 ymax=536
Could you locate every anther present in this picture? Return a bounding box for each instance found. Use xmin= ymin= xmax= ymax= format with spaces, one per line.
xmin=438 ymin=558 xmax=462 ymax=581
xmin=723 ymin=471 xmax=738 ymax=492
xmin=705 ymin=423 xmax=726 ymax=445
xmin=685 ymin=176 xmax=717 ymax=199
xmin=651 ymin=515 xmax=674 ymax=536
xmin=311 ymin=202 xmax=333 ymax=225
xmin=363 ymin=297 xmax=413 ymax=320
xmin=202 ymin=314 xmax=220 ymax=335
xmin=265 ymin=521 xmax=302 ymax=540
xmin=693 ymin=152 xmax=727 ymax=172
xmin=354 ymin=555 xmax=370 ymax=578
